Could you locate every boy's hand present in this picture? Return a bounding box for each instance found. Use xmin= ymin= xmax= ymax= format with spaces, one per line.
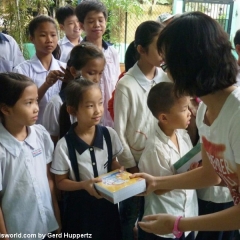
xmin=83 ymin=178 xmax=103 ymax=199
xmin=60 ymin=66 xmax=74 ymax=83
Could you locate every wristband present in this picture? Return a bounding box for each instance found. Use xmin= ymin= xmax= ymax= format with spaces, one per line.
xmin=172 ymin=216 xmax=183 ymax=238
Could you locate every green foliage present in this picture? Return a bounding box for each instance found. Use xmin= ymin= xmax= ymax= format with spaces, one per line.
xmin=101 ymin=0 xmax=143 ymax=44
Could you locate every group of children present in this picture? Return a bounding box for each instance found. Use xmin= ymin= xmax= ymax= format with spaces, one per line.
xmin=1 ymin=1 xmax=240 ymax=240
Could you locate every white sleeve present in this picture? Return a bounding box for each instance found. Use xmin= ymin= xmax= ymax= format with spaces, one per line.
xmin=10 ymin=37 xmax=25 ymax=67
xmin=106 ymin=127 xmax=123 ymax=158
xmin=51 ymin=138 xmax=70 ymax=175
xmin=114 ymin=83 xmax=136 ymax=168
xmin=42 ymin=96 xmax=61 ymax=137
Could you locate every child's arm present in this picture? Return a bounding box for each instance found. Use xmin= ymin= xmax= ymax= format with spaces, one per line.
xmin=55 ymin=174 xmax=102 ymax=199
xmin=0 ymin=206 xmax=8 ymax=240
xmin=111 ymin=158 xmax=123 ymax=171
xmin=38 ymin=70 xmax=65 ymax=101
xmin=47 ymin=163 xmax=61 ymax=233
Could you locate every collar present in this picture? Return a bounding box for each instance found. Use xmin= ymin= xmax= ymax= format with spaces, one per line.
xmin=82 ymin=37 xmax=110 ymax=50
xmin=61 ymin=35 xmax=81 ymax=45
xmin=30 ymin=55 xmax=65 ymax=73
xmin=127 ymin=63 xmax=163 ymax=92
xmin=0 ymin=123 xmax=38 ymax=157
xmin=0 ymin=33 xmax=9 ymax=42
xmin=68 ymin=123 xmax=104 ymax=155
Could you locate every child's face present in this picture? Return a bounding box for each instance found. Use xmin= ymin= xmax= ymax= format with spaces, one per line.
xmin=80 ymin=11 xmax=106 ymax=40
xmin=165 ymin=96 xmax=191 ymax=130
xmin=6 ymin=84 xmax=39 ymax=127
xmin=140 ymin=35 xmax=163 ymax=67
xmin=30 ymin=22 xmax=58 ymax=56
xmin=80 ymin=58 xmax=105 ymax=83
xmin=76 ymin=86 xmax=103 ymax=126
xmin=60 ymin=15 xmax=81 ymax=40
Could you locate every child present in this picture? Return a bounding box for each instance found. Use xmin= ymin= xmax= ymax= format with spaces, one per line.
xmin=233 ymin=29 xmax=240 ymax=86
xmin=138 ymin=81 xmax=197 ymax=240
xmin=14 ymin=15 xmax=66 ymax=125
xmin=51 ymin=78 xmax=122 ymax=239
xmin=75 ymin=0 xmax=121 ymax=127
xmin=0 ymin=72 xmax=60 ymax=239
xmin=56 ymin=5 xmax=82 ymax=63
xmin=0 ymin=32 xmax=25 ymax=72
xmin=42 ymin=42 xmax=105 ymax=145
xmin=131 ymin=12 xmax=240 ymax=236
xmin=114 ymin=20 xmax=170 ymax=240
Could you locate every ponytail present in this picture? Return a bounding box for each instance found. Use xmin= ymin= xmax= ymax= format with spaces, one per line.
xmin=59 ymin=102 xmax=71 ymax=138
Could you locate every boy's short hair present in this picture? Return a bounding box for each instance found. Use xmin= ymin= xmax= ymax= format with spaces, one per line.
xmin=234 ymin=29 xmax=240 ymax=46
xmin=56 ymin=5 xmax=75 ymax=25
xmin=75 ymin=0 xmax=107 ymax=23
xmin=147 ymin=82 xmax=176 ymax=119
xmin=157 ymin=11 xmax=237 ymax=97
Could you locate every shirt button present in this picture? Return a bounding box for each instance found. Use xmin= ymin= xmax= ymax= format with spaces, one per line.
xmin=90 ymin=148 xmax=93 ymax=151
xmin=93 ymin=162 xmax=95 ymax=165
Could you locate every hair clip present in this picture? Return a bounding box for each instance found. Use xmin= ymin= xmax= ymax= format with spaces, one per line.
xmin=80 ymin=44 xmax=85 ymax=48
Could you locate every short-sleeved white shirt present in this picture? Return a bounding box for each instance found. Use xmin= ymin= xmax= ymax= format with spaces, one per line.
xmin=51 ymin=124 xmax=123 ymax=180
xmin=58 ymin=36 xmax=82 ymax=63
xmin=196 ymin=87 xmax=240 ymax=205
xmin=0 ymin=123 xmax=58 ymax=238
xmin=138 ymin=125 xmax=198 ymax=238
xmin=42 ymin=94 xmax=76 ymax=137
xmin=0 ymin=33 xmax=25 ymax=72
xmin=13 ymin=55 xmax=66 ymax=124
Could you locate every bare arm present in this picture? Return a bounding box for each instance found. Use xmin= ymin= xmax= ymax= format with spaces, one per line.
xmin=55 ymin=174 xmax=102 ymax=199
xmin=0 ymin=206 xmax=8 ymax=240
xmin=111 ymin=158 xmax=122 ymax=171
xmin=47 ymin=163 xmax=61 ymax=233
xmin=139 ymin=204 xmax=240 ymax=235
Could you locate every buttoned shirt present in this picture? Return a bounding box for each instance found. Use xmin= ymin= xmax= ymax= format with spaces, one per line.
xmin=58 ymin=35 xmax=82 ymax=63
xmin=51 ymin=125 xmax=123 ymax=180
xmin=138 ymin=125 xmax=198 ymax=238
xmin=0 ymin=123 xmax=58 ymax=239
xmin=0 ymin=33 xmax=25 ymax=72
xmin=13 ymin=55 xmax=66 ymax=124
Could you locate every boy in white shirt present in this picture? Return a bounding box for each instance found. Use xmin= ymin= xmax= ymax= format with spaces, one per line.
xmin=56 ymin=5 xmax=82 ymax=63
xmin=138 ymin=82 xmax=198 ymax=240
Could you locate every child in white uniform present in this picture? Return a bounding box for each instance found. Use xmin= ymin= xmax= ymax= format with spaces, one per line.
xmin=0 ymin=73 xmax=59 ymax=239
xmin=51 ymin=78 xmax=122 ymax=239
xmin=138 ymin=82 xmax=197 ymax=240
xmin=0 ymin=33 xmax=25 ymax=72
xmin=131 ymin=12 xmax=240 ymax=236
xmin=114 ymin=20 xmax=169 ymax=240
xmin=14 ymin=15 xmax=66 ymax=124
xmin=56 ymin=5 xmax=82 ymax=63
xmin=42 ymin=42 xmax=105 ymax=145
xmin=76 ymin=0 xmax=121 ymax=127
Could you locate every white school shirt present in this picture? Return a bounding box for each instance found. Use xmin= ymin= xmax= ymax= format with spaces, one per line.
xmin=58 ymin=35 xmax=82 ymax=63
xmin=0 ymin=123 xmax=58 ymax=239
xmin=51 ymin=124 xmax=123 ymax=180
xmin=13 ymin=55 xmax=66 ymax=124
xmin=0 ymin=33 xmax=25 ymax=72
xmin=138 ymin=125 xmax=198 ymax=238
xmin=196 ymin=87 xmax=240 ymax=205
xmin=81 ymin=39 xmax=120 ymax=128
xmin=42 ymin=94 xmax=77 ymax=137
xmin=114 ymin=62 xmax=170 ymax=168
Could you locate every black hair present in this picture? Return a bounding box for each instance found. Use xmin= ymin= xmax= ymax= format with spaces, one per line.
xmin=157 ymin=11 xmax=237 ymax=97
xmin=59 ymin=78 xmax=100 ymax=137
xmin=234 ymin=29 xmax=240 ymax=47
xmin=28 ymin=15 xmax=61 ymax=59
xmin=67 ymin=42 xmax=105 ymax=70
xmin=147 ymin=82 xmax=176 ymax=119
xmin=134 ymin=20 xmax=164 ymax=59
xmin=75 ymin=0 xmax=107 ymax=23
xmin=0 ymin=73 xmax=34 ymax=120
xmin=124 ymin=41 xmax=137 ymax=71
xmin=56 ymin=5 xmax=75 ymax=25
